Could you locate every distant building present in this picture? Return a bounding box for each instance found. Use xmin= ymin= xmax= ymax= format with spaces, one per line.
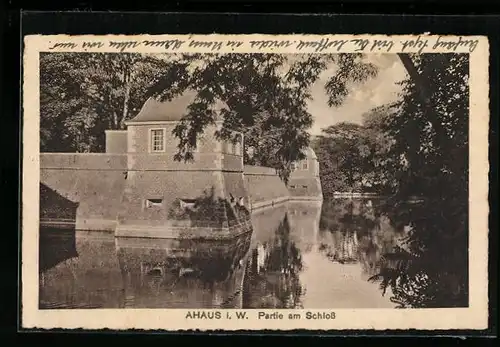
xmin=288 ymin=147 xmax=323 ymax=200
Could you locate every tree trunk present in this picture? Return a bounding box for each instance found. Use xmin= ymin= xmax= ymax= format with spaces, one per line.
xmin=112 ymin=111 xmax=119 ymax=130
xmin=397 ymin=53 xmax=448 ymax=161
xmin=121 ymin=79 xmax=131 ymax=129
xmin=120 ymin=61 xmax=133 ymax=130
xmin=397 ymin=53 xmax=430 ymax=105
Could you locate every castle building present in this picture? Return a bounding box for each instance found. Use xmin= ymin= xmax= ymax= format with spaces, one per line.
xmin=109 ymin=91 xmax=249 ymax=238
xmin=39 ymin=91 xmax=322 ymax=239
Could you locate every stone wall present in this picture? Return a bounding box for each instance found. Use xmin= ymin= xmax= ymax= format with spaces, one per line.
xmin=116 ymin=121 xmax=249 ymax=238
xmin=117 ymin=170 xmax=225 ymax=229
xmin=222 ymin=171 xmax=249 ymax=205
xmin=287 ymin=177 xmax=323 ymax=200
xmin=41 ymin=153 xmax=127 ymax=170
xmin=244 ymin=165 xmax=290 ymax=210
xmin=39 ymin=153 xmax=320 ymax=235
xmin=126 ymin=152 xmax=223 ymax=171
xmin=40 ymin=154 xmax=127 ymax=231
xmin=288 ymin=150 xmax=322 ymax=200
xmin=105 ymin=130 xmax=128 ymax=153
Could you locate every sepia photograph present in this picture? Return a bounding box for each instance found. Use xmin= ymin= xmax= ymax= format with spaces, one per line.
xmin=22 ymin=34 xmax=489 ymax=330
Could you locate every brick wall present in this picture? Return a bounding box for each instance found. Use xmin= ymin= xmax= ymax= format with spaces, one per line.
xmin=117 ymin=170 xmax=226 ymax=227
xmin=290 ymin=158 xmax=319 ymax=178
xmin=222 ymin=153 xmax=244 ymax=172
xmin=41 ymin=153 xmax=127 ymax=170
xmin=126 ymin=152 xmax=223 ymax=171
xmin=288 ymin=151 xmax=323 ymax=200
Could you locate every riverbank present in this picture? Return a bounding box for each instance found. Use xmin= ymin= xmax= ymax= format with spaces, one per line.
xmin=327 ymin=192 xmax=425 ymax=204
xmin=330 ymin=192 xmax=382 ymax=198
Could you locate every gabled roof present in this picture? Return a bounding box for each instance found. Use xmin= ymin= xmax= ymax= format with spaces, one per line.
xmin=127 ymin=90 xmax=227 ymax=124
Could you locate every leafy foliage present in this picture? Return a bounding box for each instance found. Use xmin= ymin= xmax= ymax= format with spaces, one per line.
xmin=40 ymin=52 xmax=378 ymax=183
xmin=382 ymin=54 xmax=469 ymax=201
xmin=40 ymin=52 xmax=187 ymax=152
xmin=313 ymin=121 xmax=391 ymax=194
xmin=147 ymin=53 xmax=377 ymax=182
xmin=325 ymin=53 xmax=378 ymax=107
xmin=167 ymin=187 xmax=250 ymax=227
xmin=312 ymin=53 xmax=469 ymax=308
xmin=364 ymin=54 xmax=470 ymax=308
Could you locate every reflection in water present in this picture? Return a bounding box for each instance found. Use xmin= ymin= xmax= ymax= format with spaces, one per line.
xmin=39 ymin=228 xmax=78 ymax=273
xmin=243 ymin=213 xmax=305 ymax=308
xmin=318 ymin=199 xmax=400 ymax=278
xmin=39 ymin=230 xmax=125 ymax=309
xmin=116 ymin=235 xmax=251 ymax=308
xmin=242 ymin=200 xmax=400 ymax=309
xmin=39 ymin=229 xmax=251 ymax=309
xmin=370 ymin=197 xmax=468 ymax=308
xmin=40 ymin=198 xmax=443 ymax=309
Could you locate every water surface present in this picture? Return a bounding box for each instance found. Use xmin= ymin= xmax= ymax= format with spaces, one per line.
xmin=39 ymin=198 xmax=402 ymax=309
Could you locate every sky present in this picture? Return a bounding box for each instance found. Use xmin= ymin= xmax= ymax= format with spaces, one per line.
xmin=155 ymin=52 xmax=408 ymax=135
xmin=306 ymin=54 xmax=408 ymax=136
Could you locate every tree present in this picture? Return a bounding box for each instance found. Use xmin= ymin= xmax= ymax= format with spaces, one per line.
xmin=366 ymin=53 xmax=470 ymax=308
xmin=313 ymin=121 xmax=387 ymax=194
xmin=360 ymin=105 xmax=399 ymax=193
xmin=40 ymin=52 xmax=188 ymax=152
xmin=148 ymin=53 xmax=378 ymax=183
xmin=40 ymin=52 xmax=378 ymax=182
xmin=40 ymin=52 xmax=378 ymax=183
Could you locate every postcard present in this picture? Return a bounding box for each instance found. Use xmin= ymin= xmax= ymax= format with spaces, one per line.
xmin=22 ymin=33 xmax=489 ymax=331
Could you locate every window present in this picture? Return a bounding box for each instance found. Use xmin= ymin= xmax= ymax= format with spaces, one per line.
xmin=302 ymin=161 xmax=308 ymax=170
xmin=150 ymin=129 xmax=165 ymax=152
xmin=291 ymin=162 xmax=297 ymax=171
xmin=179 ymin=199 xmax=197 ymax=210
xmin=290 ymin=185 xmax=296 ymax=189
xmin=145 ymin=198 xmax=163 ymax=208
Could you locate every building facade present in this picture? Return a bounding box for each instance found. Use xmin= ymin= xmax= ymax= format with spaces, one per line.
xmin=40 ymin=91 xmax=322 ymax=239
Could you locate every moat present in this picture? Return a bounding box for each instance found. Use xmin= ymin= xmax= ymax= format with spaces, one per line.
xmin=39 ymin=198 xmax=403 ymax=309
